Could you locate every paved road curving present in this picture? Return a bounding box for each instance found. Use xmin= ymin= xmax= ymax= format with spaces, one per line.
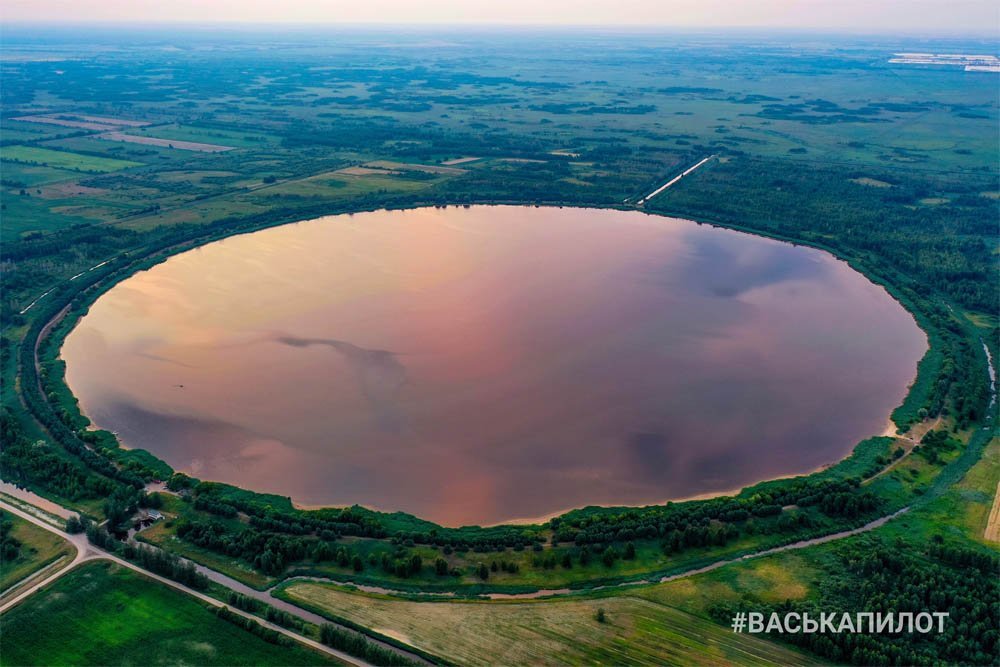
xmin=0 ymin=501 xmax=373 ymax=667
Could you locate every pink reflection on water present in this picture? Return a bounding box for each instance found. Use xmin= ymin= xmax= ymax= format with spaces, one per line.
xmin=63 ymin=206 xmax=926 ymax=526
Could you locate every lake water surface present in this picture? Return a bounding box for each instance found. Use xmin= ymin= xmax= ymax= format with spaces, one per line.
xmin=63 ymin=206 xmax=926 ymax=525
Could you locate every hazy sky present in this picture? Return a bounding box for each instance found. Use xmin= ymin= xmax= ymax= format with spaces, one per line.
xmin=2 ymin=0 xmax=998 ymax=33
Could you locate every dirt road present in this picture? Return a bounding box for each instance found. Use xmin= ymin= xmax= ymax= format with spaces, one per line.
xmin=985 ymin=481 xmax=1000 ymax=543
xmin=636 ymin=155 xmax=715 ymax=205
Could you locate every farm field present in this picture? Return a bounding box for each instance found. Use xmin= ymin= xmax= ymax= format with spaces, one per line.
xmin=0 ymin=161 xmax=82 ymax=187
xmin=278 ymin=425 xmax=997 ymax=667
xmin=1 ymin=145 xmax=143 ymax=173
xmin=279 ymin=580 xmax=818 ymax=666
xmin=0 ymin=512 xmax=74 ymax=594
xmin=2 ymin=119 xmax=77 ymax=141
xmin=96 ymin=131 xmax=235 ymax=152
xmin=125 ymin=124 xmax=281 ymax=148
xmin=0 ymin=561 xmax=342 ymax=666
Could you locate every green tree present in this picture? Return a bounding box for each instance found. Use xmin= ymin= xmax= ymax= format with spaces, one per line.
xmin=602 ymin=546 xmax=618 ymax=567
xmin=65 ymin=515 xmax=83 ymax=534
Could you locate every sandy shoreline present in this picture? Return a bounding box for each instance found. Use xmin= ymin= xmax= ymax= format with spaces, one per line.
xmin=292 ymin=458 xmax=844 ymax=529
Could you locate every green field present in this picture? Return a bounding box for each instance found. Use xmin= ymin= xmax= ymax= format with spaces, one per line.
xmin=0 ymin=560 xmax=342 ymax=666
xmin=0 ymin=513 xmax=74 ymax=593
xmin=0 ymin=161 xmax=83 ymax=187
xmin=1 ymin=146 xmax=142 ymax=173
xmin=279 ymin=579 xmax=817 ymax=666
xmin=1 ymin=120 xmax=75 ymax=142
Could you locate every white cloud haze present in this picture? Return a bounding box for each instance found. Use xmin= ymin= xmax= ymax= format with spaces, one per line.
xmin=2 ymin=0 xmax=998 ymax=33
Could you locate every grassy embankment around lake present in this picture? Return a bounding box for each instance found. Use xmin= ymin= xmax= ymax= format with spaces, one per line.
xmin=9 ymin=192 xmax=990 ymax=597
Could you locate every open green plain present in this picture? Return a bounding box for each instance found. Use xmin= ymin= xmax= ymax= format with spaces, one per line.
xmin=0 ymin=561 xmax=342 ymax=666
xmin=0 ymin=512 xmax=74 ymax=593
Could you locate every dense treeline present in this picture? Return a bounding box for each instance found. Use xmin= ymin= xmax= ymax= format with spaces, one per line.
xmin=193 ymin=482 xmax=386 ymax=538
xmin=83 ymin=517 xmax=209 ymax=590
xmin=224 ymin=591 xmax=305 ymax=632
xmin=177 ymin=519 xmax=314 ymax=575
xmin=121 ymin=539 xmax=209 ymax=589
xmin=319 ymin=624 xmax=419 ymax=666
xmin=178 ymin=517 xmax=418 ymax=580
xmin=0 ymin=410 xmax=118 ymax=502
xmin=12 ymin=258 xmax=148 ymax=491
xmin=712 ymin=537 xmax=999 ymax=665
xmin=552 ymin=478 xmax=879 ymax=548
xmin=214 ymin=607 xmax=293 ymax=648
xmin=172 ymin=474 xmax=883 ymax=580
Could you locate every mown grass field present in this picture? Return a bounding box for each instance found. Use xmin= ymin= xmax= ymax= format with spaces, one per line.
xmin=279 ymin=580 xmax=818 ymax=666
xmin=0 ymin=513 xmax=74 ymax=593
xmin=1 ymin=119 xmax=75 ymax=141
xmin=2 ymin=145 xmax=142 ymax=173
xmin=633 ymin=551 xmax=819 ymax=619
xmin=0 ymin=561 xmax=342 ymax=666
xmin=878 ymin=434 xmax=1000 ymax=545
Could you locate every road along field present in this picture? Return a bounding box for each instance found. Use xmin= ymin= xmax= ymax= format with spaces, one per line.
xmin=2 ymin=145 xmax=143 ymax=172
xmin=0 ymin=561 xmax=345 ymax=667
xmin=982 ymin=480 xmax=1000 ymax=542
xmin=0 ymin=513 xmax=74 ymax=596
xmin=96 ymin=131 xmax=235 ymax=152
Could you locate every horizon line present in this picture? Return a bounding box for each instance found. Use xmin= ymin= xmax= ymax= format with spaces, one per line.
xmin=1 ymin=21 xmax=997 ymax=39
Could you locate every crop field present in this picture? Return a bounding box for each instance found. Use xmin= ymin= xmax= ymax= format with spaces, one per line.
xmin=2 ymin=119 xmax=78 ymax=142
xmin=11 ymin=113 xmax=148 ymax=130
xmin=0 ymin=161 xmax=82 ymax=187
xmin=125 ymin=124 xmax=281 ymax=149
xmin=279 ymin=580 xmax=818 ymax=666
xmin=39 ymin=134 xmax=204 ymax=164
xmin=96 ymin=131 xmax=235 ymax=152
xmin=1 ymin=146 xmax=143 ymax=173
xmin=0 ymin=513 xmax=74 ymax=593
xmin=0 ymin=561 xmax=341 ymax=666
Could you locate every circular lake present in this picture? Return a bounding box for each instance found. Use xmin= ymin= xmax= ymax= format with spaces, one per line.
xmin=63 ymin=206 xmax=926 ymax=526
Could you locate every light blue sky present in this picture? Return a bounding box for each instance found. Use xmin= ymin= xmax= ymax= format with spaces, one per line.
xmin=3 ymin=0 xmax=998 ymax=34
